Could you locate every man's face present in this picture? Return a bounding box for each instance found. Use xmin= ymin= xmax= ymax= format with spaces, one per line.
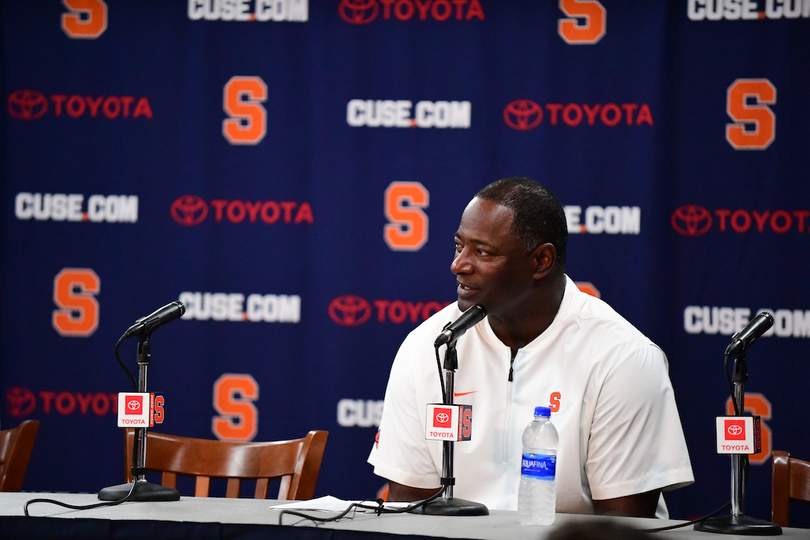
xmin=451 ymin=198 xmax=536 ymax=315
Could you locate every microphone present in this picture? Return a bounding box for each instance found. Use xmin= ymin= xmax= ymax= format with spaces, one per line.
xmin=123 ymin=301 xmax=186 ymax=338
xmin=725 ymin=311 xmax=774 ymax=356
xmin=434 ymin=304 xmax=487 ymax=348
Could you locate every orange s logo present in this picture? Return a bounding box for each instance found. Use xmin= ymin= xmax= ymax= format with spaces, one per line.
xmin=461 ymin=408 xmax=472 ymax=439
xmin=558 ymin=0 xmax=606 ymax=44
xmin=549 ymin=392 xmax=561 ymax=412
xmin=575 ymin=282 xmax=600 ymax=298
xmin=222 ymin=76 xmax=268 ymax=145
xmin=52 ymin=268 xmax=100 ymax=337
xmin=153 ymin=395 xmax=165 ymax=424
xmin=61 ymin=0 xmax=108 ymax=39
xmin=725 ymin=393 xmax=772 ymax=465
xmin=726 ymin=79 xmax=776 ymax=150
xmin=212 ymin=374 xmax=259 ymax=441
xmin=384 ymin=181 xmax=429 ymax=251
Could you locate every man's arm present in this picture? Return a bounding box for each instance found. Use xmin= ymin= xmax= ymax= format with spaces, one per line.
xmin=592 ymin=489 xmax=660 ymax=518
xmin=387 ymin=481 xmax=441 ymax=502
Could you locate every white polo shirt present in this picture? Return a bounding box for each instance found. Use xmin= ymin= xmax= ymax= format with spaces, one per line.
xmin=368 ymin=276 xmax=694 ymax=516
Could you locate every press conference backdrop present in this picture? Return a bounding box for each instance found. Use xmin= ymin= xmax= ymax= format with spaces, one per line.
xmin=2 ymin=0 xmax=809 ymax=526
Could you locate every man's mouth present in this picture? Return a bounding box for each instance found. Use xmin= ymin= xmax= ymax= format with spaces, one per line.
xmin=457 ymin=282 xmax=478 ymax=296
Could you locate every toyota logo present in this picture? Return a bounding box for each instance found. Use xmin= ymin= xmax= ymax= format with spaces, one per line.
xmin=338 ymin=0 xmax=378 ymax=24
xmin=171 ymin=195 xmax=209 ymax=226
xmin=328 ymin=295 xmax=372 ymax=326
xmin=7 ymin=90 xmax=48 ymax=120
xmin=503 ymin=99 xmax=543 ymax=130
xmin=6 ymin=387 xmax=36 ymax=418
xmin=727 ymin=424 xmax=743 ymax=436
xmin=671 ymin=205 xmax=712 ymax=237
xmin=435 ymin=412 xmax=449 ymax=423
xmin=127 ymin=399 xmax=142 ymax=411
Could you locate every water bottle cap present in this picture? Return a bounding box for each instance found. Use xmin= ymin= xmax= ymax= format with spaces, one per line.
xmin=534 ymin=406 xmax=551 ymax=417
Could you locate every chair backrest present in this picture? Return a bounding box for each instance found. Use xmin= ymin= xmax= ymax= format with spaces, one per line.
xmin=0 ymin=420 xmax=40 ymax=492
xmin=771 ymin=450 xmax=810 ymax=527
xmin=124 ymin=429 xmax=327 ymax=500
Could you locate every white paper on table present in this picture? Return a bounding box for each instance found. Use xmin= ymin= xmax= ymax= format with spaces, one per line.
xmin=270 ymin=495 xmax=411 ymax=512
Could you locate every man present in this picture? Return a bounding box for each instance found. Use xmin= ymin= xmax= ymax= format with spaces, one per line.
xmin=368 ymin=177 xmax=694 ymax=518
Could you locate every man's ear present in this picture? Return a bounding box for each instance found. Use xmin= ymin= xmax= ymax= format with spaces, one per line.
xmin=532 ymin=243 xmax=557 ymax=279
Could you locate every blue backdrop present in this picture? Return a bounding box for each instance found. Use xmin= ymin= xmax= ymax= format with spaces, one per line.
xmin=2 ymin=0 xmax=809 ymax=527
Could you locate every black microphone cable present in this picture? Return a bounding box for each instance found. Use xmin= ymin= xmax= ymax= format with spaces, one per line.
xmin=278 ymin=317 xmax=453 ymax=526
xmin=723 ymin=349 xmax=752 ymax=484
xmin=642 ymin=499 xmax=731 ymax=533
xmin=644 ymin=346 xmax=755 ymax=533
xmin=24 ymin=480 xmax=140 ymax=517
xmin=279 ymin=320 xmax=457 ymax=527
xmin=434 ymin=341 xmax=447 ymax=404
xmin=724 ymin=351 xmax=740 ymax=416
xmin=114 ymin=332 xmax=138 ymax=392
xmin=277 ymin=487 xmax=449 ymax=526
xmin=26 ymin=329 xmax=147 ymax=514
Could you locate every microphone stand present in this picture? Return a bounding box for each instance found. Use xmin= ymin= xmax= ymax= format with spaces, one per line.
xmin=98 ymin=334 xmax=180 ymax=502
xmin=416 ymin=339 xmax=488 ymax=516
xmin=695 ymin=347 xmax=780 ymax=535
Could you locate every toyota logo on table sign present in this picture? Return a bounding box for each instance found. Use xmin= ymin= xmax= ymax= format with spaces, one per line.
xmin=503 ymin=100 xmax=543 ymax=130
xmin=7 ymin=90 xmax=48 ymax=120
xmin=433 ymin=408 xmax=452 ymax=428
xmin=671 ymin=205 xmax=712 ymax=237
xmin=724 ymin=419 xmax=747 ymax=441
xmin=329 ymin=295 xmax=373 ymax=326
xmin=171 ymin=195 xmax=209 ymax=226
xmin=125 ymin=396 xmax=143 ymax=414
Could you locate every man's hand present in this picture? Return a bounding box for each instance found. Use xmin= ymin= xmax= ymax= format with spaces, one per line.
xmin=387 ymin=481 xmax=441 ymax=502
xmin=592 ymin=489 xmax=661 ymax=517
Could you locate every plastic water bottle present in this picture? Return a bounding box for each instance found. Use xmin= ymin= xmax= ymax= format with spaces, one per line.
xmin=517 ymin=406 xmax=558 ymax=525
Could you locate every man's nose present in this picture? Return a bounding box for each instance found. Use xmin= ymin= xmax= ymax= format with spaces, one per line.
xmin=451 ymin=248 xmax=472 ymax=275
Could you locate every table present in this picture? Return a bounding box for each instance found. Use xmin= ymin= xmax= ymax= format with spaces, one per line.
xmin=0 ymin=493 xmax=806 ymax=540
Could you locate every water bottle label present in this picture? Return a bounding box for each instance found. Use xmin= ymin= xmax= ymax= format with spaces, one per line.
xmin=521 ymin=453 xmax=556 ymax=480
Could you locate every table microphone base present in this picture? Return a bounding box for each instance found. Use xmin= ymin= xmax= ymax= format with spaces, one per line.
xmin=98 ymin=480 xmax=180 ymax=502
xmin=414 ymin=497 xmax=489 ymax=516
xmin=694 ymin=514 xmax=782 ymax=535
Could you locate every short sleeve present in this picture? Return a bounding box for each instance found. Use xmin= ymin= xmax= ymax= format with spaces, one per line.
xmin=585 ymin=344 xmax=694 ymax=500
xmin=367 ymin=335 xmax=443 ymax=489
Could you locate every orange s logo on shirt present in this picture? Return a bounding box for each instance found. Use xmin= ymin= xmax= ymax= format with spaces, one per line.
xmin=549 ymin=392 xmax=562 ymax=412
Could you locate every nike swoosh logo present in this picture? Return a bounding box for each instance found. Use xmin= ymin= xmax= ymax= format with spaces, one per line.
xmin=454 ymin=391 xmax=477 ymax=397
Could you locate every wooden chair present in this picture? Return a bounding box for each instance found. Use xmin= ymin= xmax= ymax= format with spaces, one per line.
xmin=124 ymin=429 xmax=327 ymax=500
xmin=771 ymin=450 xmax=810 ymax=527
xmin=0 ymin=420 xmax=40 ymax=492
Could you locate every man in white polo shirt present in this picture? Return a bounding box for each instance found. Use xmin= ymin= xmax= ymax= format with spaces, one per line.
xmin=368 ymin=177 xmax=693 ymax=517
